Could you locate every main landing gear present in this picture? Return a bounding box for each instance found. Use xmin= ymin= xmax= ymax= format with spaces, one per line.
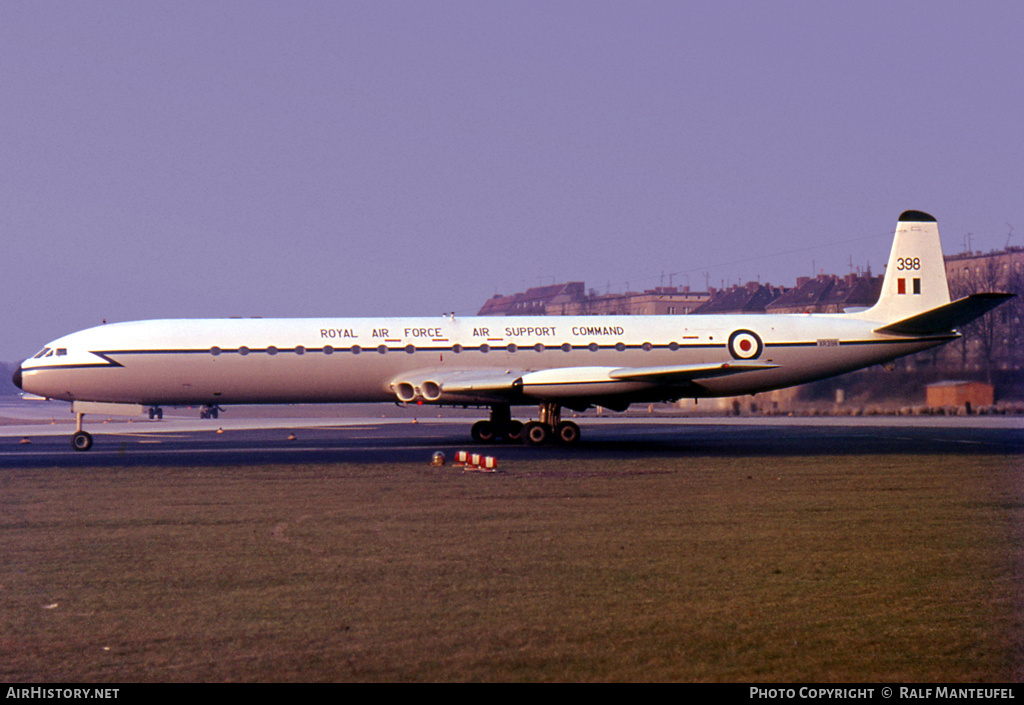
xmin=199 ymin=405 xmax=222 ymax=419
xmin=470 ymin=404 xmax=523 ymax=444
xmin=472 ymin=402 xmax=580 ymax=446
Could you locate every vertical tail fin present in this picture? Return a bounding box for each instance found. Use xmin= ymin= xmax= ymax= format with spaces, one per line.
xmin=858 ymin=210 xmax=950 ymax=323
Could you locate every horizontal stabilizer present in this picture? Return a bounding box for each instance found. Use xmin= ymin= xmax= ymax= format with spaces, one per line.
xmin=875 ymin=293 xmax=1014 ymax=336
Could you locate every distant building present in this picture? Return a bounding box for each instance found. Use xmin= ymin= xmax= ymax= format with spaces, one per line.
xmin=477 ymin=282 xmax=585 ymax=316
xmin=945 ymin=247 xmax=1024 ymax=304
xmin=477 ymin=283 xmax=710 ymax=316
xmin=766 ymin=273 xmax=882 ymax=314
xmin=691 ymin=282 xmax=786 ymax=315
xmin=925 ymin=380 xmax=994 ymax=409
xmin=560 ymin=287 xmax=711 ymax=316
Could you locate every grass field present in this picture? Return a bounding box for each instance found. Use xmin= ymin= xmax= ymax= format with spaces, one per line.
xmin=2 ymin=453 xmax=1022 ymax=682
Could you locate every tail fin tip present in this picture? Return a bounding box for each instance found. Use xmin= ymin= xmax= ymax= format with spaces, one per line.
xmin=899 ymin=210 xmax=936 ymax=223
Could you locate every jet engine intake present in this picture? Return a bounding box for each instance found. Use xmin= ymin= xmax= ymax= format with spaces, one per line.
xmin=392 ymin=378 xmax=443 ymax=403
xmin=395 ymin=381 xmax=417 ymax=403
xmin=420 ymin=380 xmax=441 ymax=401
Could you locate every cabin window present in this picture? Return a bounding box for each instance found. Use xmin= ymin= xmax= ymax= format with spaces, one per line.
xmin=350 ymin=345 xmax=361 ymax=355
xmin=238 ymin=346 xmax=250 ymax=356
xmin=295 ymin=346 xmax=305 ymax=355
xmin=561 ymin=343 xmax=572 ymax=352
xmin=377 ymin=345 xmax=388 ymax=355
xmin=615 ymin=342 xmax=626 ymax=352
xmin=210 ymin=346 xmax=222 ymax=356
xmin=405 ymin=344 xmax=415 ymax=354
xmin=668 ymin=342 xmax=679 ymax=351
xmin=642 ymin=342 xmax=652 ymax=352
xmin=323 ymin=345 xmax=334 ymax=355
xmin=452 ymin=344 xmax=463 ymax=354
xmin=534 ymin=343 xmax=544 ymax=353
xmin=266 ymin=346 xmax=278 ymax=356
xmin=480 ymin=344 xmax=490 ymax=353
xmin=588 ymin=343 xmax=599 ymax=352
xmin=507 ymin=344 xmax=517 ymax=353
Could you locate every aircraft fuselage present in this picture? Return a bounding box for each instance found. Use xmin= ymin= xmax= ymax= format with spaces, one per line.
xmin=18 ymin=313 xmax=951 ymax=407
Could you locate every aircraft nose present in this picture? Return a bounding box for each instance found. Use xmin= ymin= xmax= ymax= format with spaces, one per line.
xmin=12 ymin=365 xmax=23 ymax=390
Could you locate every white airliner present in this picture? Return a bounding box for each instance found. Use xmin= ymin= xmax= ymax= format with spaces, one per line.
xmin=13 ymin=211 xmax=1012 ymax=451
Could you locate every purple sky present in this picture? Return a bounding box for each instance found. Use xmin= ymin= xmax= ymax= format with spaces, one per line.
xmin=2 ymin=1 xmax=1022 ymax=361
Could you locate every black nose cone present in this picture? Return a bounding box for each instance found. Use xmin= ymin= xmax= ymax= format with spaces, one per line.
xmin=12 ymin=365 xmax=23 ymax=390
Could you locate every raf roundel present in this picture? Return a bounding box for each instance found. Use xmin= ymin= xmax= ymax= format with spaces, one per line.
xmin=728 ymin=329 xmax=763 ymax=360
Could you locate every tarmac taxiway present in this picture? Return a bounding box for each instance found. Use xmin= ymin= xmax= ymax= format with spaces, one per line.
xmin=1 ymin=400 xmax=1021 ymax=467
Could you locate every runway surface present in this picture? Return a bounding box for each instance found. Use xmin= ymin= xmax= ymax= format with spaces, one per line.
xmin=2 ymin=403 xmax=1022 ymax=466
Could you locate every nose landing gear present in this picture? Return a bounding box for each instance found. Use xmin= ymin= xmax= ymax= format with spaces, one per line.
xmin=71 ymin=412 xmax=92 ymax=451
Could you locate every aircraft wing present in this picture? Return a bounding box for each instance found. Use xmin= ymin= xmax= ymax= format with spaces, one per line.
xmin=606 ymin=361 xmax=779 ymax=383
xmin=405 ymin=361 xmax=779 ymax=406
xmin=875 ymin=293 xmax=1014 ymax=336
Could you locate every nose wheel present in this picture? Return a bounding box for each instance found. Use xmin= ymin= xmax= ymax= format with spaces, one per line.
xmin=71 ymin=430 xmax=93 ymax=451
xmin=71 ymin=412 xmax=93 ymax=451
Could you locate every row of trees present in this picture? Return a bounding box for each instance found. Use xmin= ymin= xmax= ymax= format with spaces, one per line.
xmin=944 ymin=252 xmax=1024 ymax=385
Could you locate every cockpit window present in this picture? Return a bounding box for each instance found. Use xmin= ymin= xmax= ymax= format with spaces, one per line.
xmin=56 ymin=348 xmax=68 ymax=356
xmin=32 ymin=347 xmax=51 ymax=359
